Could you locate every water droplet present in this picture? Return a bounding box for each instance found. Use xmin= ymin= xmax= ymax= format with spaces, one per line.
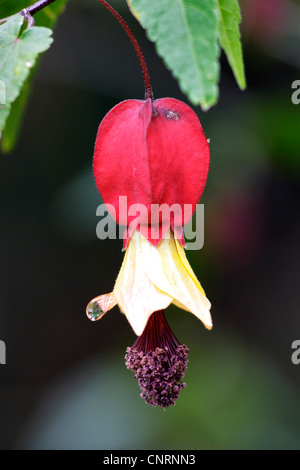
xmin=25 ymin=61 xmax=33 ymax=68
xmin=86 ymin=300 xmax=104 ymax=321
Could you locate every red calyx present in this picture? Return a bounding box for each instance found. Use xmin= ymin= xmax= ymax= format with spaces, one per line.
xmin=93 ymin=97 xmax=210 ymax=247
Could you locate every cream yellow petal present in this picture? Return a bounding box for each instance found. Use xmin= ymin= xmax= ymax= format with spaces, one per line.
xmin=174 ymin=236 xmax=206 ymax=295
xmin=86 ymin=292 xmax=117 ymax=321
xmin=113 ymin=231 xmax=173 ymax=336
xmin=141 ymin=230 xmax=212 ymax=330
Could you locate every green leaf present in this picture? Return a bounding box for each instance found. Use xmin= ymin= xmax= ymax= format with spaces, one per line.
xmin=128 ymin=0 xmax=220 ymax=110
xmin=0 ymin=15 xmax=53 ymax=133
xmin=0 ymin=0 xmax=69 ymax=152
xmin=217 ymin=0 xmax=246 ymax=89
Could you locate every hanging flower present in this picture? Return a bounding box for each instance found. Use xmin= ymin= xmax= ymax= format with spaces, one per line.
xmin=88 ymin=94 xmax=211 ymax=408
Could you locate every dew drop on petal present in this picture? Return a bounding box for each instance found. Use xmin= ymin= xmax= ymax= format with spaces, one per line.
xmin=86 ymin=300 xmax=105 ymax=321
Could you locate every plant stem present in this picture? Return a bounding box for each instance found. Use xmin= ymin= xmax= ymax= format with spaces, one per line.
xmin=0 ymin=0 xmax=57 ymax=25
xmin=97 ymin=0 xmax=154 ymax=102
xmin=27 ymin=0 xmax=58 ymax=16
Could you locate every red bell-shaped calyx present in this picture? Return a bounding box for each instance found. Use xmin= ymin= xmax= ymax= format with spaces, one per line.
xmin=93 ymin=97 xmax=210 ymax=246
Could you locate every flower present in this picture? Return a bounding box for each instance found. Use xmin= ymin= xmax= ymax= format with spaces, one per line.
xmin=88 ymin=95 xmax=212 ymax=408
xmin=86 ymin=229 xmax=212 ymax=336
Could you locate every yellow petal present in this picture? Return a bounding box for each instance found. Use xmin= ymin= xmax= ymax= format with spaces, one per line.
xmin=141 ymin=230 xmax=212 ymax=330
xmin=86 ymin=292 xmax=117 ymax=321
xmin=174 ymin=236 xmax=206 ymax=295
xmin=113 ymin=231 xmax=173 ymax=336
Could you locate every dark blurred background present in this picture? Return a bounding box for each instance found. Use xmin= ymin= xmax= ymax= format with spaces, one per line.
xmin=0 ymin=0 xmax=299 ymax=449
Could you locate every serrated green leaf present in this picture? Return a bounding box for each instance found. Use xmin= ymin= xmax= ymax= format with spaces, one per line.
xmin=128 ymin=0 xmax=220 ymax=110
xmin=217 ymin=0 xmax=246 ymax=89
xmin=0 ymin=0 xmax=69 ymax=152
xmin=0 ymin=15 xmax=53 ymax=132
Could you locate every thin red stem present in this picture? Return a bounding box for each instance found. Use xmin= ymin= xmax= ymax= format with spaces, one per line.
xmin=97 ymin=0 xmax=153 ymax=102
